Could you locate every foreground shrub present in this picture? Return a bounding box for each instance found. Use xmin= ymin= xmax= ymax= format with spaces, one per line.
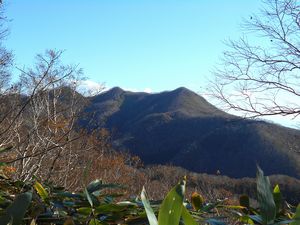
xmin=0 ymin=166 xmax=299 ymax=224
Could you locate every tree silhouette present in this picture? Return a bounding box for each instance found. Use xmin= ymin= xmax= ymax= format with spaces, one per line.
xmin=211 ymin=0 xmax=300 ymax=119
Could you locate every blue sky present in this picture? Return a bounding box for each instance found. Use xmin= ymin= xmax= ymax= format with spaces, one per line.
xmin=5 ymin=0 xmax=262 ymax=93
xmin=5 ymin=0 xmax=300 ymax=128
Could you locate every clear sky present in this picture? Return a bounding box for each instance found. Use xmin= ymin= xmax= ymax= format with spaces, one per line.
xmin=5 ymin=0 xmax=300 ymax=128
xmin=5 ymin=0 xmax=262 ymax=93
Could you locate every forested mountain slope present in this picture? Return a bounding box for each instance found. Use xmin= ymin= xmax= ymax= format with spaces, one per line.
xmin=79 ymin=87 xmax=300 ymax=178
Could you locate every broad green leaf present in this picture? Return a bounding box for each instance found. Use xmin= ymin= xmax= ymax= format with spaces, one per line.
xmin=117 ymin=201 xmax=138 ymax=207
xmin=273 ymin=184 xmax=282 ymax=215
xmin=103 ymin=195 xmax=113 ymax=203
xmin=141 ymin=187 xmax=158 ymax=225
xmin=201 ymin=202 xmax=220 ymax=213
xmin=220 ymin=205 xmax=246 ymax=210
xmin=291 ymin=204 xmax=300 ymax=225
xmin=0 ymin=192 xmax=32 ymax=225
xmin=256 ymin=166 xmax=276 ymax=224
xmin=158 ymin=179 xmax=186 ymax=225
xmin=63 ymin=201 xmax=75 ymax=207
xmin=239 ymin=215 xmax=254 ymax=224
xmin=77 ymin=207 xmax=92 ymax=216
xmin=55 ymin=191 xmax=82 ymax=198
xmin=34 ymin=181 xmax=48 ymax=202
xmin=87 ymin=179 xmax=123 ymax=194
xmin=85 ymin=188 xmax=93 ymax=208
xmin=181 ymin=205 xmax=198 ymax=225
xmin=249 ymin=215 xmax=263 ymax=224
xmin=94 ymin=204 xmax=129 ymax=213
xmin=89 ymin=218 xmax=102 ymax=225
xmin=58 ymin=210 xmax=68 ymax=217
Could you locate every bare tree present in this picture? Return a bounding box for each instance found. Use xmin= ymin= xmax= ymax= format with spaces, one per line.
xmin=0 ymin=3 xmax=142 ymax=190
xmin=0 ymin=50 xmax=87 ymax=181
xmin=210 ymin=0 xmax=300 ymax=119
xmin=0 ymin=49 xmax=124 ymax=189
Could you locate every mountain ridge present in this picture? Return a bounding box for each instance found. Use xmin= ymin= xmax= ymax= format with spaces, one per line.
xmin=79 ymin=87 xmax=300 ymax=178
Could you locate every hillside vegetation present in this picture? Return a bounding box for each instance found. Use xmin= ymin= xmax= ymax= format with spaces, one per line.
xmin=0 ymin=165 xmax=300 ymax=225
xmin=79 ymin=87 xmax=300 ymax=178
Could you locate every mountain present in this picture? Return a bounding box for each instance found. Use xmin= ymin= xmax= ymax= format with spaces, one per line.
xmin=79 ymin=87 xmax=300 ymax=178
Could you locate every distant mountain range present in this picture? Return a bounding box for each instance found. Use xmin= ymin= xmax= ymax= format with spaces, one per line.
xmin=79 ymin=87 xmax=300 ymax=179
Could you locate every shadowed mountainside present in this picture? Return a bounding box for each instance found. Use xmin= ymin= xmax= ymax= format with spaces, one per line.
xmin=79 ymin=87 xmax=300 ymax=178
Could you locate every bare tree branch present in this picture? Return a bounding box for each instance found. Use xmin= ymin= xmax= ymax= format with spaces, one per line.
xmin=209 ymin=0 xmax=300 ymax=120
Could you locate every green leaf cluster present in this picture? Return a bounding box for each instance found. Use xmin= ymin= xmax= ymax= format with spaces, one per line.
xmin=0 ymin=166 xmax=299 ymax=225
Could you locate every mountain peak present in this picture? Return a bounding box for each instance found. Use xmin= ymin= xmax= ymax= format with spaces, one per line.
xmin=107 ymin=87 xmax=124 ymax=94
xmin=80 ymin=86 xmax=300 ymax=179
xmin=173 ymin=87 xmax=190 ymax=93
xmin=104 ymin=86 xmax=124 ymax=97
xmin=155 ymin=87 xmax=225 ymax=117
xmin=91 ymin=86 xmax=125 ymax=102
xmin=169 ymin=87 xmax=199 ymax=98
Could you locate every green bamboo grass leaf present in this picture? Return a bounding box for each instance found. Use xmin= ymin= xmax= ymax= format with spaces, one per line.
xmin=77 ymin=207 xmax=92 ymax=216
xmin=181 ymin=205 xmax=198 ymax=225
xmin=94 ymin=204 xmax=129 ymax=213
xmin=158 ymin=179 xmax=186 ymax=225
xmin=273 ymin=184 xmax=282 ymax=215
xmin=85 ymin=188 xmax=93 ymax=208
xmin=256 ymin=166 xmax=276 ymax=225
xmin=87 ymin=179 xmax=123 ymax=194
xmin=220 ymin=205 xmax=246 ymax=210
xmin=0 ymin=192 xmax=32 ymax=225
xmin=34 ymin=181 xmax=48 ymax=202
xmin=201 ymin=202 xmax=220 ymax=213
xmin=291 ymin=204 xmax=300 ymax=225
xmin=55 ymin=191 xmax=82 ymax=198
xmin=239 ymin=215 xmax=254 ymax=224
xmin=141 ymin=187 xmax=158 ymax=225
xmin=249 ymin=215 xmax=263 ymax=224
xmin=89 ymin=218 xmax=102 ymax=225
xmin=117 ymin=201 xmax=138 ymax=207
